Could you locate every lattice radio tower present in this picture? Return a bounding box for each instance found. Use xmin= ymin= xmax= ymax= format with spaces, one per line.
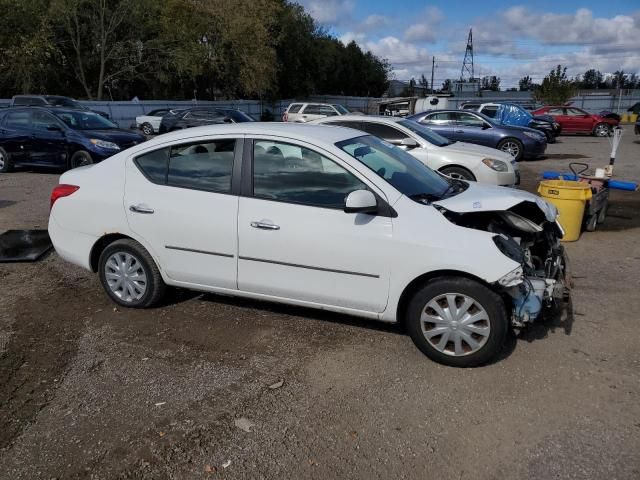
xmin=460 ymin=29 xmax=474 ymax=81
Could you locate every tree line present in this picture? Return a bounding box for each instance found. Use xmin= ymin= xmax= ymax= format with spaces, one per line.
xmin=0 ymin=0 xmax=391 ymax=101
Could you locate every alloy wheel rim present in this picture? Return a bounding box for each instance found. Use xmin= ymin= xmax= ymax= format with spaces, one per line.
xmin=421 ymin=293 xmax=491 ymax=356
xmin=0 ymin=152 xmax=5 ymax=169
xmin=501 ymin=142 xmax=520 ymax=157
xmin=143 ymin=125 xmax=152 ymax=135
xmin=595 ymin=125 xmax=609 ymax=136
xmin=105 ymin=251 xmax=147 ymax=302
xmin=73 ymin=155 xmax=91 ymax=168
xmin=446 ymin=171 xmax=466 ymax=180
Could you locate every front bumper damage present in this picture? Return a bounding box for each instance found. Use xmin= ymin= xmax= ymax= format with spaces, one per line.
xmin=438 ymin=196 xmax=571 ymax=329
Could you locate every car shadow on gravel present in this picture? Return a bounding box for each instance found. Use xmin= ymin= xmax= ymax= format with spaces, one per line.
xmin=518 ymin=295 xmax=574 ymax=343
xmin=196 ymin=291 xmax=405 ymax=336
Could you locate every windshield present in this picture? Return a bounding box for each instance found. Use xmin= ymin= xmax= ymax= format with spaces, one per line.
xmin=226 ymin=110 xmax=255 ymax=122
xmin=337 ymin=135 xmax=453 ymax=199
xmin=46 ymin=97 xmax=86 ymax=110
xmin=333 ymin=104 xmax=350 ymax=114
xmin=397 ymin=119 xmax=452 ymax=147
xmin=54 ymin=111 xmax=118 ymax=130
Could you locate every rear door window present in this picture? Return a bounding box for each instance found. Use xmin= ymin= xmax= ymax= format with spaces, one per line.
xmin=4 ymin=111 xmax=31 ymax=129
xmin=135 ymin=148 xmax=170 ymax=184
xmin=287 ymin=104 xmax=303 ymax=113
xmin=168 ymin=139 xmax=236 ymax=192
xmin=422 ymin=112 xmax=454 ymax=124
xmin=32 ymin=111 xmax=61 ymax=130
xmin=454 ymin=112 xmax=485 ymax=127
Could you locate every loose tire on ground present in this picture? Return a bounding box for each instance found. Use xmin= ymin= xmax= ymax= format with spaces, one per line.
xmin=98 ymin=239 xmax=166 ymax=308
xmin=440 ymin=165 xmax=476 ymax=181
xmin=406 ymin=276 xmax=508 ymax=367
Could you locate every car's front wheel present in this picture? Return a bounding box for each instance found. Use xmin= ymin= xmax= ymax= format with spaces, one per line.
xmin=497 ymin=138 xmax=524 ymax=161
xmin=69 ymin=151 xmax=94 ymax=169
xmin=440 ymin=165 xmax=475 ymax=181
xmin=593 ymin=123 xmax=611 ymax=137
xmin=98 ymin=239 xmax=166 ymax=308
xmin=0 ymin=147 xmax=13 ymax=173
xmin=406 ymin=277 xmax=508 ymax=367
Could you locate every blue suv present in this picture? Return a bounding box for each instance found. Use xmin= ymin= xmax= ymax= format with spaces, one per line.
xmin=0 ymin=107 xmax=145 ymax=172
xmin=407 ymin=109 xmax=547 ymax=161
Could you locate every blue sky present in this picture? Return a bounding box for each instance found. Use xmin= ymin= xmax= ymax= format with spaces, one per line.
xmin=297 ymin=0 xmax=640 ymax=88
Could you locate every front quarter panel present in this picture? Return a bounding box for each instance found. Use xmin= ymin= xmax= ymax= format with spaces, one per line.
xmin=382 ymin=195 xmax=519 ymax=322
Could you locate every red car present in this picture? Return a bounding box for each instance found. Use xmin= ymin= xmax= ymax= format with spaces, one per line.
xmin=532 ymin=106 xmax=618 ymax=137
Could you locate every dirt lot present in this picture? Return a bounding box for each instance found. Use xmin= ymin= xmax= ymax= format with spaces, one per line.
xmin=1 ymin=128 xmax=639 ymax=480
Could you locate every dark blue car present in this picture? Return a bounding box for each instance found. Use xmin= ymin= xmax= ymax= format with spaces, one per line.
xmin=0 ymin=107 xmax=145 ymax=172
xmin=407 ymin=109 xmax=547 ymax=161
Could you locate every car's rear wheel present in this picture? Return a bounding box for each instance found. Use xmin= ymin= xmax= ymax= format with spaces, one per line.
xmin=593 ymin=123 xmax=611 ymax=137
xmin=98 ymin=239 xmax=166 ymax=308
xmin=141 ymin=122 xmax=154 ymax=136
xmin=406 ymin=277 xmax=508 ymax=367
xmin=0 ymin=147 xmax=13 ymax=173
xmin=69 ymin=151 xmax=93 ymax=169
xmin=440 ymin=165 xmax=475 ymax=181
xmin=497 ymin=138 xmax=524 ymax=161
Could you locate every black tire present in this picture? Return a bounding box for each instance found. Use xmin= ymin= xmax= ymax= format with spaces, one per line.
xmin=597 ymin=199 xmax=608 ymax=224
xmin=98 ymin=239 xmax=166 ymax=308
xmin=0 ymin=147 xmax=13 ymax=173
xmin=593 ymin=123 xmax=611 ymax=137
xmin=497 ymin=138 xmax=524 ymax=161
xmin=440 ymin=165 xmax=476 ymax=181
xmin=69 ymin=150 xmax=94 ymax=169
xmin=585 ymin=214 xmax=597 ymax=232
xmin=141 ymin=122 xmax=154 ymax=136
xmin=406 ymin=276 xmax=508 ymax=367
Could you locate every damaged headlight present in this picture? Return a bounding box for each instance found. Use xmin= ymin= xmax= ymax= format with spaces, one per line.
xmin=493 ymin=234 xmax=525 ymax=264
xmin=499 ymin=211 xmax=543 ymax=233
xmin=482 ymin=158 xmax=508 ymax=172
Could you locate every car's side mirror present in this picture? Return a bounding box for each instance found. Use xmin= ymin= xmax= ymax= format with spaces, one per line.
xmin=223 ymin=117 xmax=233 ymax=123
xmin=482 ymin=123 xmax=491 ymax=129
xmin=400 ymin=137 xmax=419 ymax=149
xmin=344 ymin=190 xmax=377 ymax=214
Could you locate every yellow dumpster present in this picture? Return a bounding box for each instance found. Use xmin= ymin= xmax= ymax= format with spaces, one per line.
xmin=631 ymin=113 xmax=638 ymax=123
xmin=621 ymin=113 xmax=630 ymax=124
xmin=538 ymin=180 xmax=592 ymax=242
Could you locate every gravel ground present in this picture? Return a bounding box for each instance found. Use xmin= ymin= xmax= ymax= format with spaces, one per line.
xmin=0 ymin=127 xmax=639 ymax=479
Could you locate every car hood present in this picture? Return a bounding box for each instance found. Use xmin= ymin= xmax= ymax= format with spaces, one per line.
xmin=80 ymin=129 xmax=145 ymax=145
xmin=497 ymin=123 xmax=545 ymax=136
xmin=433 ymin=181 xmax=557 ymax=221
xmin=441 ymin=142 xmax=514 ymax=162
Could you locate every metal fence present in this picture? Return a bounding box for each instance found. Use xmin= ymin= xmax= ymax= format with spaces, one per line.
xmin=1 ymin=92 xmax=639 ymax=129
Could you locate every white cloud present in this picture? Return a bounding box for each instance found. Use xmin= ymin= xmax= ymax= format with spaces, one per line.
xmin=296 ymin=0 xmax=355 ymax=25
xmin=404 ymin=7 xmax=443 ymax=43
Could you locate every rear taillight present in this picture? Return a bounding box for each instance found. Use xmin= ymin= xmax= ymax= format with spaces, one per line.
xmin=282 ymin=112 xmax=288 ymax=122
xmin=50 ymin=184 xmax=79 ymax=209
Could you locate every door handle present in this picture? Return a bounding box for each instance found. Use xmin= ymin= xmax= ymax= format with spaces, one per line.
xmin=455 ymin=130 xmax=464 ymax=133
xmin=129 ymin=204 xmax=154 ymax=214
xmin=250 ymin=221 xmax=280 ymax=230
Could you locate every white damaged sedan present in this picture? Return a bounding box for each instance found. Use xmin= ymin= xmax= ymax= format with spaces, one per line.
xmin=312 ymin=115 xmax=520 ymax=187
xmin=49 ymin=123 xmax=567 ymax=367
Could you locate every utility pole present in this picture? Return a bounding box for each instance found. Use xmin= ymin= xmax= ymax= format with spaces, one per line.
xmin=430 ymin=56 xmax=435 ymax=94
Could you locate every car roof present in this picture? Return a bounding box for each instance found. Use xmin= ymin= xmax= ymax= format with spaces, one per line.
xmin=142 ymin=122 xmax=363 ymax=148
xmin=6 ymin=106 xmax=101 ymax=115
xmin=315 ymin=114 xmax=402 ymax=124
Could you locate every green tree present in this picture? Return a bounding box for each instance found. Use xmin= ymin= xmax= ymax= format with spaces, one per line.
xmin=518 ymin=75 xmax=534 ymax=91
xmin=534 ymin=65 xmax=575 ymax=105
xmin=418 ymin=74 xmax=428 ymax=97
xmin=580 ymin=69 xmax=603 ymax=89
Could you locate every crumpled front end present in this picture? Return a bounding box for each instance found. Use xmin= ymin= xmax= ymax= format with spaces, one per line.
xmin=437 ymin=197 xmax=570 ymax=328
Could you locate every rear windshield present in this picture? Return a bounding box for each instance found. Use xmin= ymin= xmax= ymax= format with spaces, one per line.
xmin=226 ymin=110 xmax=254 ymax=123
xmin=45 ymin=96 xmax=86 ymax=109
xmin=287 ymin=104 xmax=303 ymax=113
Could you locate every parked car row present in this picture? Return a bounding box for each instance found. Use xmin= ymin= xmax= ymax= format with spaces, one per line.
xmin=48 ymin=122 xmax=568 ymax=367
